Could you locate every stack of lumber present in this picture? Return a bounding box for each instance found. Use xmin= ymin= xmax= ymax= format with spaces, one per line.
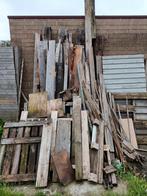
xmin=0 ymin=46 xmax=22 ymax=121
xmin=0 ymin=28 xmax=143 ymax=188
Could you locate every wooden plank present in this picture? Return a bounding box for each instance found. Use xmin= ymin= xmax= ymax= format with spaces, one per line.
xmin=28 ymin=92 xmax=48 ymax=117
xmin=73 ymin=96 xmax=83 ymax=180
xmin=97 ymin=121 xmax=104 ymax=184
xmin=19 ymin=127 xmax=31 ymax=174
xmin=0 ymin=128 xmax=9 ymax=174
xmin=104 ymin=73 xmax=145 ymax=80
xmin=47 ymin=99 xmax=64 ymax=117
xmin=104 ymin=68 xmax=145 ymax=75
xmin=1 ymin=137 xmax=41 ymax=145
xmin=103 ymin=63 xmax=144 ymax=70
xmin=81 ymin=111 xmax=90 ymax=180
xmin=46 ymin=40 xmax=56 ymax=100
xmin=20 ymin=111 xmax=28 ymax=121
xmin=2 ymin=128 xmax=17 ymax=175
xmin=113 ymin=92 xmax=147 ymax=99
xmin=55 ymin=119 xmax=71 ymax=156
xmin=52 ymin=150 xmax=74 ymax=185
xmin=0 ymin=174 xmax=36 ymax=182
xmin=33 ymin=33 xmax=40 ymax=92
xmin=120 ymin=118 xmax=138 ymax=149
xmin=4 ymin=121 xmax=47 ymax=128
xmin=36 ymin=124 xmax=52 ymax=188
xmin=38 ymin=41 xmax=48 ymax=91
xmin=11 ymin=127 xmax=24 ymax=174
xmin=105 ymin=78 xmax=146 ymax=85
xmin=51 ymin=111 xmax=58 ymax=154
xmin=63 ymin=40 xmax=69 ymax=90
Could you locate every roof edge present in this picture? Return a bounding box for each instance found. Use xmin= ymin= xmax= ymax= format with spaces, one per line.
xmin=8 ymin=15 xmax=147 ymax=20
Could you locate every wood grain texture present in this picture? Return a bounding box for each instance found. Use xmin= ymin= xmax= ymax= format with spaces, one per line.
xmin=46 ymin=40 xmax=56 ymax=100
xmin=81 ymin=110 xmax=90 ymax=179
xmin=28 ymin=92 xmax=48 ymax=117
xmin=36 ymin=124 xmax=52 ymax=187
xmin=73 ymin=96 xmax=83 ymax=180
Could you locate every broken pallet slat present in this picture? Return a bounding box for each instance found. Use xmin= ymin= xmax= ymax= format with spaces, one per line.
xmin=36 ymin=124 xmax=52 ymax=188
xmin=0 ymin=174 xmax=36 ymax=182
xmin=1 ymin=137 xmax=41 ymax=145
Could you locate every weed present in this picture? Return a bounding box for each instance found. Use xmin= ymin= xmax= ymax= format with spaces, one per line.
xmin=35 ymin=191 xmax=46 ymax=196
xmin=0 ymin=183 xmax=24 ymax=196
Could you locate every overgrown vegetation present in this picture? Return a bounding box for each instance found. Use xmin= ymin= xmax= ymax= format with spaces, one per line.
xmin=0 ymin=118 xmax=4 ymax=138
xmin=103 ymin=172 xmax=147 ymax=196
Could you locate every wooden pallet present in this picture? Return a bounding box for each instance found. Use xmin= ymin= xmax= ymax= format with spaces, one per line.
xmin=0 ymin=121 xmax=45 ymax=182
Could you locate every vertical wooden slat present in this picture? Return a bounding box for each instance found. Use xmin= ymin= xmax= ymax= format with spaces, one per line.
xmin=81 ymin=110 xmax=90 ymax=179
xmin=73 ymin=96 xmax=83 ymax=180
xmin=36 ymin=124 xmax=52 ymax=188
xmin=46 ymin=40 xmax=56 ymax=100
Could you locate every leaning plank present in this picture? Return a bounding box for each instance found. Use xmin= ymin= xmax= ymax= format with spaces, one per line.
xmin=36 ymin=124 xmax=52 ymax=188
xmin=51 ymin=111 xmax=58 ymax=154
xmin=0 ymin=128 xmax=9 ymax=174
xmin=52 ymin=118 xmax=71 ymax=182
xmin=28 ymin=92 xmax=48 ymax=117
xmin=120 ymin=118 xmax=138 ymax=149
xmin=1 ymin=137 xmax=41 ymax=145
xmin=20 ymin=111 xmax=28 ymax=121
xmin=52 ymin=150 xmax=74 ymax=185
xmin=4 ymin=121 xmax=47 ymax=128
xmin=46 ymin=40 xmax=56 ymax=100
xmin=19 ymin=127 xmax=31 ymax=174
xmin=81 ymin=110 xmax=90 ymax=179
xmin=73 ymin=96 xmax=83 ymax=180
xmin=2 ymin=128 xmax=17 ymax=175
xmin=0 ymin=174 xmax=36 ymax=182
xmin=97 ymin=121 xmax=104 ymax=184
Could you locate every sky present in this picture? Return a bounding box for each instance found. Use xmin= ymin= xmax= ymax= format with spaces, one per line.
xmin=1 ymin=0 xmax=147 ymax=40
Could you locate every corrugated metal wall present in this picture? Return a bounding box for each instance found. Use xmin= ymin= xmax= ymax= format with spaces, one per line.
xmin=0 ymin=47 xmax=18 ymax=120
xmin=103 ymin=54 xmax=147 ymax=93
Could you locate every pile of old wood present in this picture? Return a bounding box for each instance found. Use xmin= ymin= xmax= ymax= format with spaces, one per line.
xmin=0 ymin=28 xmax=143 ymax=188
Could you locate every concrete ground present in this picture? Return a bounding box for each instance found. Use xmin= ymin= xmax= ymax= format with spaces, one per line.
xmin=14 ymin=181 xmax=127 ymax=196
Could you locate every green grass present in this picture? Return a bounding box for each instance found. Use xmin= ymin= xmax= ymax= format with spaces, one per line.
xmin=103 ymin=172 xmax=147 ymax=196
xmin=0 ymin=183 xmax=24 ymax=196
xmin=35 ymin=191 xmax=46 ymax=196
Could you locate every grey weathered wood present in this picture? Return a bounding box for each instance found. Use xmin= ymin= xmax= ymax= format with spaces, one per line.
xmin=51 ymin=111 xmax=58 ymax=154
xmin=1 ymin=137 xmax=41 ymax=145
xmin=0 ymin=174 xmax=36 ymax=182
xmin=103 ymin=63 xmax=144 ymax=69
xmin=55 ymin=119 xmax=71 ymax=155
xmin=38 ymin=40 xmax=48 ymax=91
xmin=63 ymin=40 xmax=69 ymax=90
xmin=103 ymin=58 xmax=144 ymax=64
xmin=46 ymin=40 xmax=56 ymax=100
xmin=81 ymin=111 xmax=90 ymax=180
xmin=105 ymin=78 xmax=146 ymax=85
xmin=4 ymin=121 xmax=47 ymax=128
xmin=33 ymin=33 xmax=40 ymax=92
xmin=97 ymin=121 xmax=104 ymax=184
xmin=73 ymin=96 xmax=83 ymax=180
xmin=36 ymin=124 xmax=52 ymax=187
